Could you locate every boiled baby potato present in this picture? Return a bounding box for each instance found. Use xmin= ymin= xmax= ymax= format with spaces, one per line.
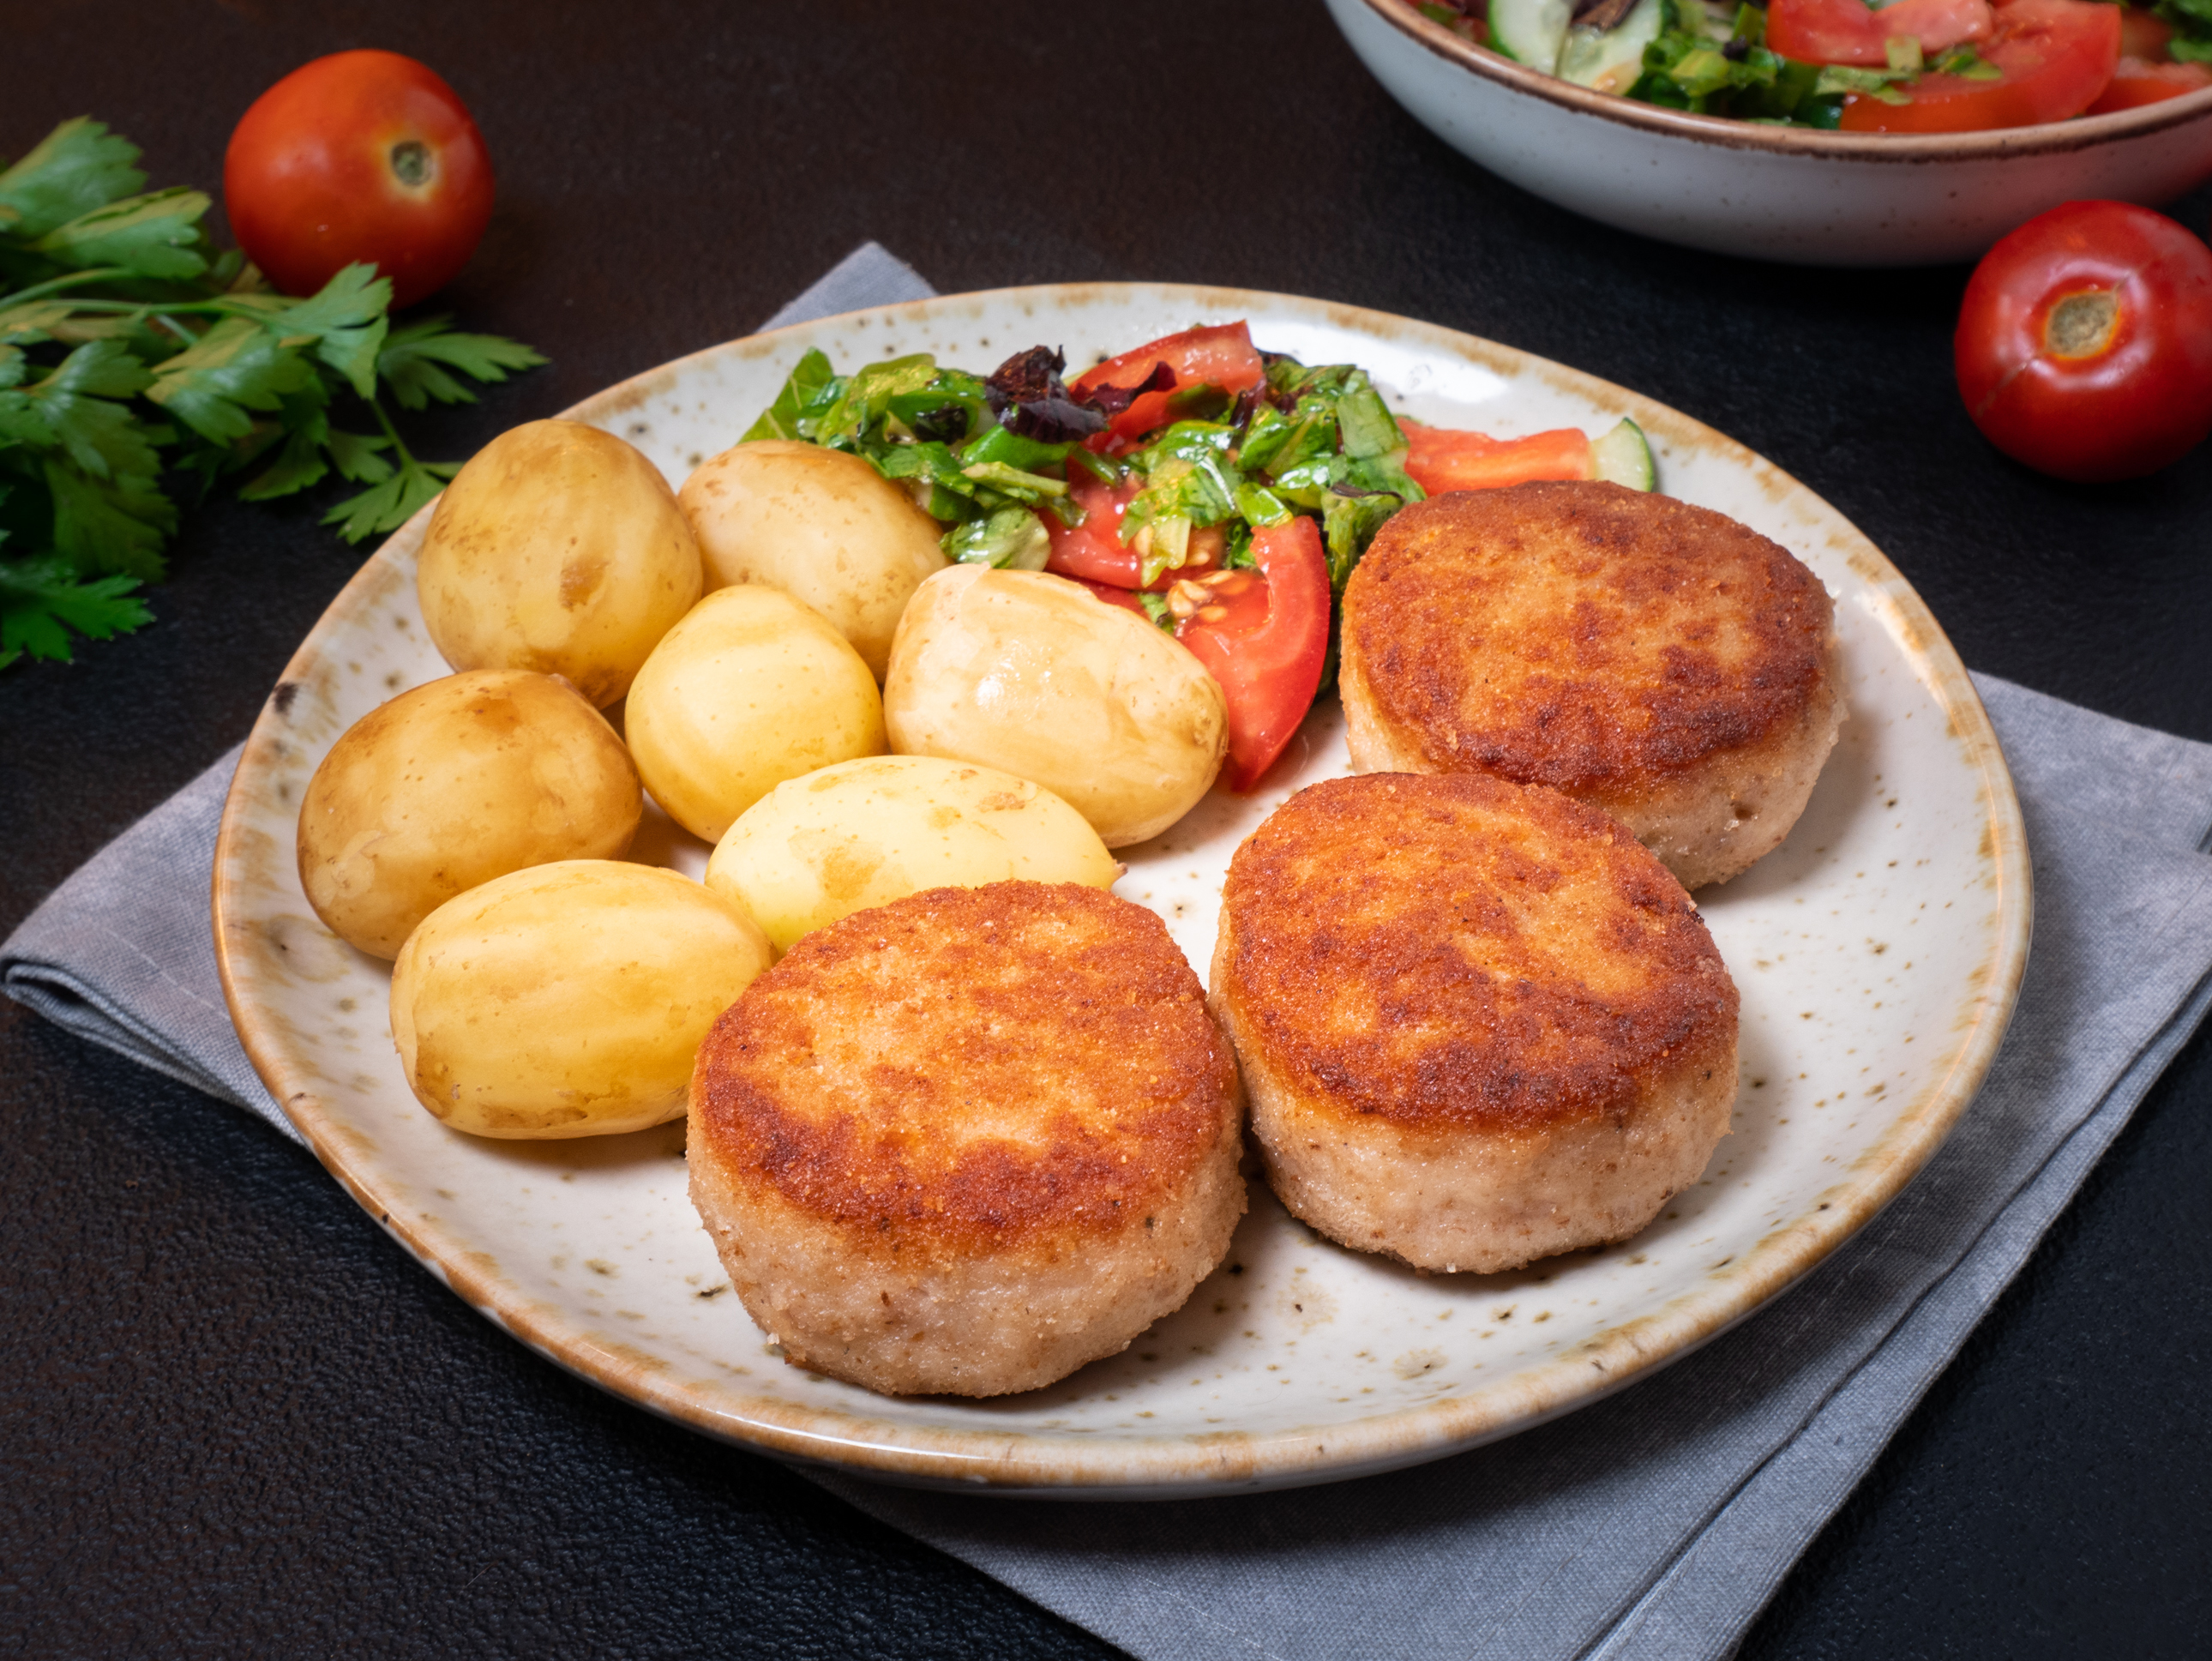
xmin=297 ymin=670 xmax=641 ymax=959
xmin=678 ymin=440 xmax=947 ymax=680
xmin=624 ymin=584 xmax=887 ymax=843
xmin=389 ymin=861 xmax=771 ymax=1139
xmin=417 ymin=419 xmax=703 ymax=706
xmin=706 ymin=755 xmax=1118 ymax=953
xmin=884 ymin=565 xmax=1227 ymax=847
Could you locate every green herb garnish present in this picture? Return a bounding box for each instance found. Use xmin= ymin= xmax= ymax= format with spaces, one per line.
xmin=0 ymin=117 xmax=545 ymax=670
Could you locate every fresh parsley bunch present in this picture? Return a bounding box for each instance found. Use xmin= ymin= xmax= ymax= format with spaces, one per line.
xmin=0 ymin=117 xmax=545 ymax=671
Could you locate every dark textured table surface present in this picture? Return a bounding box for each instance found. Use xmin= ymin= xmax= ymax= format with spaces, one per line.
xmin=6 ymin=3 xmax=2210 ymax=1655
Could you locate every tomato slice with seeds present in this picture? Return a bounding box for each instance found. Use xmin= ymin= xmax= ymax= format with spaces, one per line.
xmin=1043 ymin=472 xmax=1222 ymax=589
xmin=1171 ymin=516 xmax=1330 ymax=793
xmin=1401 ymin=425 xmax=1595 ymax=494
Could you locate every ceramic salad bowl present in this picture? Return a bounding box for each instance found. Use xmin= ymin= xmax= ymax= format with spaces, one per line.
xmin=1328 ymin=0 xmax=2212 ymax=264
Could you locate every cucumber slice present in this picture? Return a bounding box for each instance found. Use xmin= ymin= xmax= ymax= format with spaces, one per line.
xmin=1488 ymin=0 xmax=1573 ymax=71
xmin=1557 ymin=0 xmax=1668 ymax=94
xmin=1590 ymin=418 xmax=1656 ymax=491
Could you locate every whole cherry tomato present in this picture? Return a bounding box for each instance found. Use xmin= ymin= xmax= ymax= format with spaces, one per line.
xmin=225 ymin=51 xmax=495 ymax=309
xmin=1955 ymin=201 xmax=2212 ymax=481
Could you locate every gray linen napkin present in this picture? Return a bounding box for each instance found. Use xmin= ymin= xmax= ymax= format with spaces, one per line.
xmin=9 ymin=243 xmax=2212 ymax=1661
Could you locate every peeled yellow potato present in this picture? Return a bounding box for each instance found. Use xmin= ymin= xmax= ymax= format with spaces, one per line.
xmin=623 ymin=584 xmax=887 ymax=843
xmin=417 ymin=419 xmax=703 ymax=705
xmin=389 ymin=861 xmax=771 ymax=1139
xmin=678 ymin=440 xmax=947 ymax=680
xmin=884 ymin=565 xmax=1226 ymax=847
xmin=297 ymin=670 xmax=641 ymax=959
xmin=706 ymin=755 xmax=1118 ymax=953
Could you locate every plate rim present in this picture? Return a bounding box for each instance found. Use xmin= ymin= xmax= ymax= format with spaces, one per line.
xmin=213 ymin=280 xmax=2034 ymax=1496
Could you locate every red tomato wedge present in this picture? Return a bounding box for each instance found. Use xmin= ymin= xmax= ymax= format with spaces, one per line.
xmin=1769 ymin=0 xmax=1993 ymax=66
xmin=1044 ymin=472 xmax=1223 ymax=589
xmin=1171 ymin=516 xmax=1330 ymax=793
xmin=1068 ymin=322 xmax=1265 ymax=448
xmin=2086 ymin=56 xmax=2212 ymax=111
xmin=1839 ymin=0 xmax=2120 ymax=131
xmin=1402 ymin=425 xmax=1594 ymax=494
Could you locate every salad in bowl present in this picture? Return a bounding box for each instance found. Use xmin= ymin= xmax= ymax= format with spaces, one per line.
xmin=1418 ymin=0 xmax=2207 ymax=129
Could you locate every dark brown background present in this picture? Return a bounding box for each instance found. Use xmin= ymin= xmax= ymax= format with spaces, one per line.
xmin=5 ymin=2 xmax=2209 ymax=1655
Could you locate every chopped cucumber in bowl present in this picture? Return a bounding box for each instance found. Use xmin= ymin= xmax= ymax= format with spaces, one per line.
xmin=1559 ymin=0 xmax=1668 ymax=91
xmin=1487 ymin=0 xmax=1574 ymax=67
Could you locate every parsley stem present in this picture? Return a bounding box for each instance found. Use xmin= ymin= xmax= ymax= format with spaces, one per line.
xmin=22 ymin=296 xmax=259 ymax=321
xmin=369 ymin=395 xmax=421 ymax=470
xmin=0 ymin=266 xmax=134 ymax=310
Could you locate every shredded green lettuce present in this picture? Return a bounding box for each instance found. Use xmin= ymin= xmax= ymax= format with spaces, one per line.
xmin=743 ymin=341 xmax=1428 ymax=599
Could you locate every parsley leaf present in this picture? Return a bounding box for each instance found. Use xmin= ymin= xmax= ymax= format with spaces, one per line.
xmin=378 ymin=316 xmax=548 ymax=409
xmin=146 ymin=315 xmax=319 ymax=442
xmin=0 ymin=119 xmax=147 ymax=242
xmin=33 ymin=187 xmax=213 ymax=280
xmin=323 ymin=453 xmax=458 ymax=544
xmin=44 ymin=455 xmax=177 ymax=577
xmin=0 ymin=340 xmax=160 ymax=479
xmin=264 ymin=263 xmax=393 ymax=397
xmin=0 ymin=549 xmax=152 ymax=669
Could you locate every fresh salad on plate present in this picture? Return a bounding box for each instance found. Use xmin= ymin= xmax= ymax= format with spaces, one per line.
xmin=744 ymin=322 xmax=1653 ymax=791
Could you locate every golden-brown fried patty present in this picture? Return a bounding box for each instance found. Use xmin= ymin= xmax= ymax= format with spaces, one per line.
xmin=1212 ymin=771 xmax=1737 ymax=1274
xmin=1339 ymin=480 xmax=1842 ymax=888
xmin=688 ymin=880 xmax=1244 ymax=1397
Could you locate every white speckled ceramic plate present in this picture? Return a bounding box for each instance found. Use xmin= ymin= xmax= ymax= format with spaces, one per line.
xmin=213 ymin=285 xmax=2029 ymax=1498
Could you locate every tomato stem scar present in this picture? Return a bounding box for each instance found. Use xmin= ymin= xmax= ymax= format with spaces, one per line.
xmin=2045 ymin=289 xmax=2119 ymax=358
xmin=389 ymin=139 xmax=435 ymax=188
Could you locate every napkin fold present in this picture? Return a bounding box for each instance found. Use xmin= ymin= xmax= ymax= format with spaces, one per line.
xmin=9 ymin=242 xmax=2212 ymax=1661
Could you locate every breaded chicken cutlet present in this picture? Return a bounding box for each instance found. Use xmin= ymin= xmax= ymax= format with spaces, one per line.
xmin=688 ymin=881 xmax=1245 ymax=1398
xmin=1212 ymin=772 xmax=1738 ymax=1275
xmin=1339 ymin=479 xmax=1842 ymax=889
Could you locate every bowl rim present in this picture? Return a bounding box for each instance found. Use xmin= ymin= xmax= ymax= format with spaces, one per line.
xmin=1356 ymin=0 xmax=2212 ymax=160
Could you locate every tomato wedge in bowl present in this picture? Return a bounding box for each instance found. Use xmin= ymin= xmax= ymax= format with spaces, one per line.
xmin=2087 ymin=57 xmax=2212 ymax=112
xmin=1767 ymin=0 xmax=1994 ymax=67
xmin=1837 ymin=0 xmax=2121 ymax=131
